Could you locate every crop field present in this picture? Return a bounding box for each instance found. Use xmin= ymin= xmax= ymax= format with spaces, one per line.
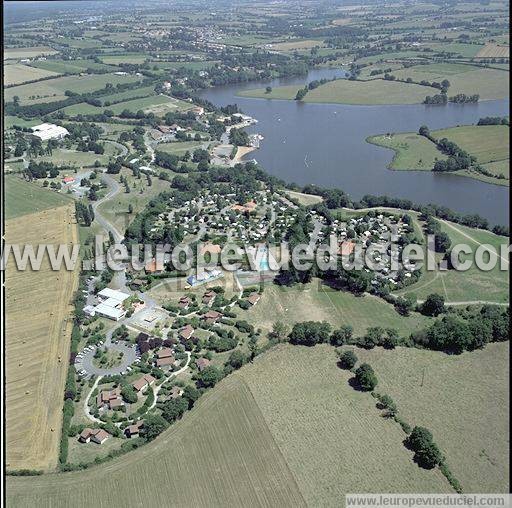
xmin=100 ymin=53 xmax=150 ymax=65
xmin=393 ymin=64 xmax=509 ymax=100
xmin=5 ymin=203 xmax=79 ymax=471
xmin=396 ymin=220 xmax=509 ymax=303
xmin=475 ymin=43 xmax=510 ymax=59
xmin=99 ymin=85 xmax=156 ymax=105
xmin=425 ymin=42 xmax=484 ymax=58
xmin=239 ymin=345 xmax=451 ymax=506
xmin=367 ymin=133 xmax=446 ymax=170
xmin=30 ymin=59 xmax=118 ymax=74
xmin=271 ymin=39 xmax=324 ymax=51
xmin=307 ymin=78 xmax=435 ymax=105
xmin=3 ymin=46 xmax=58 ymax=60
xmin=4 ymin=63 xmax=60 ymax=86
xmin=106 ymin=94 xmax=193 ymax=115
xmin=5 ymin=175 xmax=72 ymax=219
xmin=7 ymin=377 xmax=306 ymax=507
xmin=240 ymin=280 xmax=433 ymax=336
xmin=239 ymin=79 xmax=435 ymax=105
xmin=156 ymin=140 xmax=207 ymax=155
xmin=151 ymin=60 xmax=221 ymax=71
xmin=355 ymin=342 xmax=509 ymax=492
xmin=4 ymin=73 xmax=142 ymax=104
xmin=432 ymin=125 xmax=509 ymax=166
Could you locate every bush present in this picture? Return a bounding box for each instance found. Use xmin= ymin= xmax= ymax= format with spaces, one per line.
xmin=354 ymin=363 xmax=378 ymax=391
xmin=338 ymin=350 xmax=358 ymax=369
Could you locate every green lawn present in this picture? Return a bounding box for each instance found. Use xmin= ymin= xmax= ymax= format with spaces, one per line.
xmin=396 ymin=220 xmax=509 ymax=304
xmin=240 ymin=79 xmax=436 ymax=105
xmin=5 ymin=175 xmax=72 ymax=219
xmin=156 ymin=140 xmax=207 ymax=156
xmin=367 ymin=133 xmax=446 ymax=170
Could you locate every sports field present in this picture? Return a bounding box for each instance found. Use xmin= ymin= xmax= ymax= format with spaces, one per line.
xmin=4 ymin=63 xmax=60 ymax=86
xmin=240 ymin=280 xmax=433 ymax=336
xmin=396 ymin=220 xmax=509 ymax=304
xmin=356 ymin=342 xmax=509 ymax=492
xmin=7 ymin=377 xmax=306 ymax=506
xmin=5 ymin=203 xmax=79 ymax=471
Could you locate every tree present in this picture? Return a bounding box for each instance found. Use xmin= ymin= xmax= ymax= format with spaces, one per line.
xmin=265 ymin=86 xmax=272 ymax=94
xmin=378 ymin=394 xmax=397 ymax=416
xmin=289 ymin=321 xmax=331 ymax=346
xmin=394 ymin=294 xmax=416 ymax=316
xmin=415 ymin=441 xmax=444 ymax=469
xmin=295 ymin=87 xmax=308 ymax=101
xmin=226 ymin=350 xmax=246 ymax=370
xmin=121 ymin=385 xmax=138 ymax=404
xmin=420 ymin=294 xmax=445 ymax=317
xmin=196 ymin=365 xmax=223 ymax=388
xmin=142 ymin=414 xmax=168 ymax=440
xmin=354 ymin=363 xmax=378 ymax=391
xmin=183 ymin=385 xmax=201 ymax=409
xmin=161 ymin=397 xmax=188 ymax=423
xmin=270 ymin=321 xmax=288 ymax=341
xmin=330 ymin=325 xmax=353 ymax=346
xmin=338 ymin=350 xmax=358 ymax=369
xmin=405 ymin=426 xmax=433 ymax=451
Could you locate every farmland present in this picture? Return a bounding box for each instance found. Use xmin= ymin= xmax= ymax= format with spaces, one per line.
xmin=240 ymin=78 xmax=436 ymax=105
xmin=4 ymin=73 xmax=142 ymax=104
xmin=355 ymin=342 xmax=509 ymax=492
xmin=5 ymin=203 xmax=79 ymax=471
xmin=4 ymin=63 xmax=60 ymax=86
xmin=6 ymin=376 xmax=306 ymax=507
xmin=240 ymin=280 xmax=433 ymax=336
xmin=3 ymin=46 xmax=58 ymax=60
xmin=5 ymin=175 xmax=72 ymax=220
xmin=475 ymin=43 xmax=510 ymax=59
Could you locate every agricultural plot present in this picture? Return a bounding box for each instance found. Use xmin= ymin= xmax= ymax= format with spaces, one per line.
xmin=50 ymin=37 xmax=103 ymax=49
xmin=7 ymin=377 xmax=305 ymax=507
xmin=270 ymin=39 xmax=324 ymax=51
xmin=239 ymin=345 xmax=450 ymax=506
xmin=3 ymin=46 xmax=58 ymax=60
xmin=5 ymin=204 xmax=79 ymax=471
xmin=30 ymin=59 xmax=118 ymax=74
xmin=38 ymin=146 xmax=120 ymax=167
xmin=355 ymin=342 xmax=509 ymax=493
xmin=396 ymin=221 xmax=509 ymax=304
xmin=5 ymin=175 xmax=72 ymax=220
xmin=106 ymin=95 xmax=193 ymax=115
xmin=241 ymin=280 xmax=433 ymax=336
xmin=425 ymin=42 xmax=484 ymax=58
xmin=367 ymin=133 xmax=446 ymax=170
xmin=156 ymin=140 xmax=207 ymax=156
xmin=475 ymin=43 xmax=510 ymax=59
xmin=101 ymin=53 xmax=150 ymax=65
xmin=99 ymin=85 xmax=156 ymax=105
xmin=392 ymin=64 xmax=509 ymax=100
xmin=4 ymin=63 xmax=60 ymax=86
xmin=4 ymin=73 xmax=142 ymax=104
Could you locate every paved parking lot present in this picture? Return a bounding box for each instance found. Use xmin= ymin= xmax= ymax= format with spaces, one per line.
xmin=75 ymin=341 xmax=139 ymax=377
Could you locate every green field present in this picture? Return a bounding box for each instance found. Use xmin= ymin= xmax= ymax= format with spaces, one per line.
xmin=38 ymin=146 xmax=119 ymax=167
xmin=107 ymin=94 xmax=193 ymax=115
xmin=30 ymin=59 xmax=118 ymax=74
xmin=156 ymin=140 xmax=207 ymax=156
xmin=99 ymin=85 xmax=156 ymax=105
xmin=355 ymin=342 xmax=509 ymax=492
xmin=396 ymin=220 xmax=509 ymax=304
xmin=393 ymin=64 xmax=509 ymax=100
xmin=5 ymin=175 xmax=72 ymax=219
xmin=4 ymin=63 xmax=60 ymax=86
xmin=367 ymin=133 xmax=446 ymax=170
xmin=4 ymin=115 xmax=42 ymax=129
xmin=240 ymin=280 xmax=433 ymax=336
xmin=3 ymin=46 xmax=58 ymax=60
xmin=101 ymin=53 xmax=150 ymax=65
xmin=432 ymin=125 xmax=509 ymax=166
xmin=6 ymin=376 xmax=306 ymax=507
xmin=240 ymin=79 xmax=436 ymax=105
xmin=5 ymin=73 xmax=142 ymax=104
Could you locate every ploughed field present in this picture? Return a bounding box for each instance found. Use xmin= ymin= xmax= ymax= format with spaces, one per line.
xmin=5 ymin=198 xmax=79 ymax=471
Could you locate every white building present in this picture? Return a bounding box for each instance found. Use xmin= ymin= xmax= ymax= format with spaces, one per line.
xmin=31 ymin=123 xmax=69 ymax=141
xmin=94 ymin=288 xmax=130 ymax=321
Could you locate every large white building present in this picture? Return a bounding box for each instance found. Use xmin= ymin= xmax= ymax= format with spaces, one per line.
xmin=30 ymin=123 xmax=69 ymax=141
xmin=91 ymin=288 xmax=131 ymax=321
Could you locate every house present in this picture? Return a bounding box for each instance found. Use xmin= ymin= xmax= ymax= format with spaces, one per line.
xmin=125 ymin=420 xmax=144 ymax=438
xmin=196 ymin=357 xmax=211 ymax=371
xmin=132 ymin=374 xmax=156 ymax=393
xmin=231 ymin=200 xmax=257 ymax=213
xmin=338 ymin=241 xmax=356 ymax=256
xmin=79 ymin=428 xmax=110 ymax=444
xmin=199 ymin=242 xmax=222 ymax=257
xmin=30 ymin=123 xmax=69 ymax=141
xmin=62 ymin=176 xmax=75 ymax=184
xmin=178 ymin=296 xmax=192 ymax=309
xmin=247 ymin=292 xmax=261 ymax=306
xmin=202 ymin=290 xmax=216 ymax=306
xmin=145 ymin=258 xmax=164 ymax=274
xmin=96 ymin=387 xmax=123 ymax=410
xmin=179 ymin=324 xmax=195 ymax=341
xmin=192 ymin=106 xmax=204 ymax=117
xmin=155 ymin=348 xmax=175 ymax=367
xmin=202 ymin=310 xmax=222 ymax=325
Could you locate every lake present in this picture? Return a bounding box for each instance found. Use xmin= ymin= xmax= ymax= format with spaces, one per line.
xmin=200 ymin=69 xmax=509 ymax=226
